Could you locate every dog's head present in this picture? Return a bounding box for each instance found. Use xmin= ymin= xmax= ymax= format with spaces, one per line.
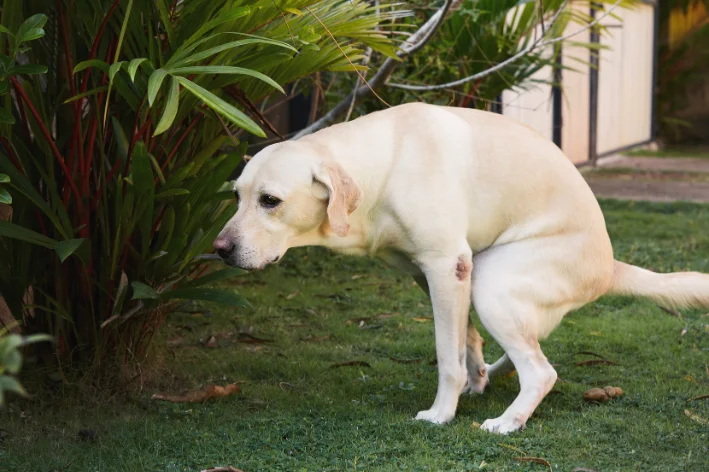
xmin=213 ymin=141 xmax=362 ymax=270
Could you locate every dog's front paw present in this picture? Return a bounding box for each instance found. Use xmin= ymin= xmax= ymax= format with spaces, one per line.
xmin=414 ymin=408 xmax=454 ymax=425
xmin=480 ymin=415 xmax=525 ymax=435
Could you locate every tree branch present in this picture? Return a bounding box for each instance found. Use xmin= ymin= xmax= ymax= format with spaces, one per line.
xmin=293 ymin=0 xmax=461 ymax=139
xmin=387 ymin=0 xmax=623 ymax=92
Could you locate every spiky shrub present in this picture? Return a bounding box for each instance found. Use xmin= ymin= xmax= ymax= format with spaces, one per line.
xmin=0 ymin=0 xmax=398 ymax=382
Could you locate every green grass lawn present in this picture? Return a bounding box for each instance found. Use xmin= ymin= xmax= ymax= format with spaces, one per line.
xmin=623 ymin=147 xmax=709 ymax=159
xmin=3 ymin=200 xmax=709 ymax=471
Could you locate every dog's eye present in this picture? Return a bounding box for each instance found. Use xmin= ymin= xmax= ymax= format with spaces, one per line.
xmin=259 ymin=194 xmax=281 ymax=208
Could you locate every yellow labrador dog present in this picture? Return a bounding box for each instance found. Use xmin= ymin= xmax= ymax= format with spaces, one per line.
xmin=214 ymin=103 xmax=709 ymax=434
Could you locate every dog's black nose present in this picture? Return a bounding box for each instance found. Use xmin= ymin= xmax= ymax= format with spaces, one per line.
xmin=213 ymin=236 xmax=235 ymax=259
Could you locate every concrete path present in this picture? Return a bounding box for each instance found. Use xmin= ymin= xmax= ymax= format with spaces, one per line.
xmin=584 ymin=155 xmax=709 ymax=203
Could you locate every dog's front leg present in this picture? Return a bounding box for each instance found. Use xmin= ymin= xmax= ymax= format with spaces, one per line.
xmin=414 ymin=275 xmax=488 ymax=395
xmin=414 ymin=250 xmax=472 ymax=424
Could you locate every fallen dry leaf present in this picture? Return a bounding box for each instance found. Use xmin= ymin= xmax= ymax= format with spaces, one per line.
xmin=686 ymin=394 xmax=709 ymax=402
xmin=152 ymin=384 xmax=240 ymax=403
xmin=575 ymin=359 xmax=620 ymax=367
xmin=285 ymin=290 xmax=300 ymax=300
xmin=205 ymin=336 xmax=217 ymax=348
xmin=200 ymin=467 xmax=244 ymax=472
xmin=684 ymin=409 xmax=709 ymax=425
xmin=234 ymin=332 xmax=274 ymax=344
xmin=412 ymin=316 xmax=433 ymax=323
xmin=470 ymin=421 xmax=481 ymax=428
xmin=329 ymin=360 xmax=371 ymax=369
xmin=574 ymin=351 xmax=607 ymax=359
xmin=603 ymin=386 xmax=623 ymax=398
xmin=279 ymin=382 xmax=294 ymax=391
xmin=658 ymin=305 xmax=682 ymax=318
xmin=167 ymin=336 xmax=185 ymax=346
xmin=513 ymin=456 xmax=552 ymax=471
xmin=572 ymin=468 xmax=598 ymax=472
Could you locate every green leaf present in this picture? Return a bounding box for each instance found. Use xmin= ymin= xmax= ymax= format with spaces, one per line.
xmin=160 ymin=288 xmax=250 ymax=308
xmin=0 ymin=188 xmax=11 ymax=204
xmin=2 ymin=349 xmax=22 ymax=374
xmin=108 ymin=61 xmax=125 ymax=83
xmin=0 ymin=25 xmax=14 ymax=36
xmin=176 ymin=77 xmax=265 ymax=137
xmin=54 ymin=239 xmax=85 ymax=263
xmin=130 ymin=142 xmax=155 ymax=255
xmin=0 ymin=107 xmax=15 ymax=124
xmin=0 ymin=220 xmax=57 ymax=249
xmin=167 ymin=66 xmax=284 ymax=94
xmin=17 ymin=14 xmax=47 ymax=38
xmin=153 ymin=76 xmax=180 ymax=136
xmin=63 ymin=86 xmax=109 ymax=104
xmin=127 ymin=58 xmax=148 ymax=82
xmin=283 ymin=7 xmax=304 ymax=16
xmin=0 ymin=375 xmax=26 ymax=401
xmin=155 ymin=189 xmax=190 ymax=199
xmin=17 ymin=334 xmax=53 ymax=347
xmin=131 ymin=281 xmax=159 ymax=300
xmin=9 ymin=64 xmax=47 ymax=75
xmin=180 ymin=268 xmax=246 ymax=287
xmin=0 ymin=174 xmax=9 ymax=183
xmin=73 ymin=60 xmax=109 ymax=74
xmin=147 ymin=69 xmax=168 ymax=106
xmin=171 ymin=37 xmax=296 ymax=68
xmin=17 ymin=28 xmax=44 ymax=43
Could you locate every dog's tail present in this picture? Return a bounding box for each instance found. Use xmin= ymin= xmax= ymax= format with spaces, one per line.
xmin=606 ymin=260 xmax=709 ymax=310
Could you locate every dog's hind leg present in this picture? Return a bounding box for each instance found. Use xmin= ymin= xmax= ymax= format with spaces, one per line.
xmin=485 ymin=354 xmax=515 ymax=379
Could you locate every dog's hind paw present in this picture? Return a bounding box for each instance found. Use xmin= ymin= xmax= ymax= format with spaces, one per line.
xmin=462 ymin=368 xmax=489 ymax=395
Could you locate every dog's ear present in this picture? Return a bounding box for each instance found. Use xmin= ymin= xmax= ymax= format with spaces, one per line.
xmin=312 ymin=162 xmax=362 ymax=237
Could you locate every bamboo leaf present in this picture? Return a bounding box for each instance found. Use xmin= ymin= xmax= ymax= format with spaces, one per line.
xmin=153 ymin=76 xmax=180 ymax=136
xmin=108 ymin=61 xmax=125 ymax=83
xmin=148 ymin=69 xmax=168 ymax=106
xmin=167 ymin=66 xmax=284 ymax=94
xmin=63 ymin=86 xmax=109 ymax=104
xmin=171 ymin=38 xmax=296 ymax=68
xmin=0 ymin=221 xmax=57 ymax=249
xmin=54 ymin=239 xmax=86 ymax=263
xmin=10 ymin=64 xmax=48 ymax=75
xmin=0 ymin=376 xmax=26 ymax=400
xmin=131 ymin=281 xmax=159 ymax=300
xmin=73 ymin=59 xmax=109 ymax=74
xmin=155 ymin=189 xmax=190 ymax=199
xmin=0 ymin=108 xmax=15 ymax=124
xmin=127 ymin=58 xmax=148 ymax=82
xmin=0 ymin=188 xmax=10 ymax=204
xmin=176 ymin=77 xmax=264 ymax=137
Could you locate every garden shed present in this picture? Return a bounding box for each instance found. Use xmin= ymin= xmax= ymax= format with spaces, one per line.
xmin=501 ymin=0 xmax=659 ymax=164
